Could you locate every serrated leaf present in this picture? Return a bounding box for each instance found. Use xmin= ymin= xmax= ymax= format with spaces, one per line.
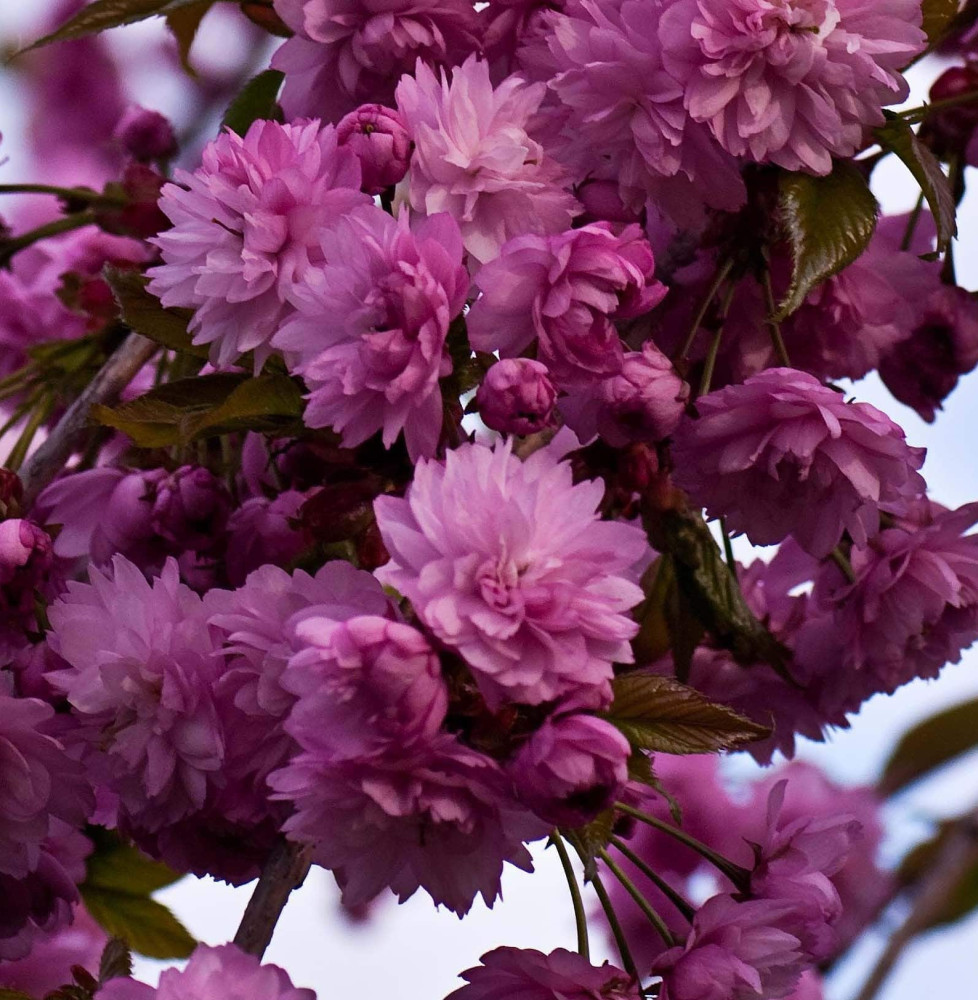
xmin=774 ymin=163 xmax=879 ymax=320
xmin=98 ymin=938 xmax=134 ymax=984
xmin=879 ymin=696 xmax=978 ymax=795
xmin=922 ymin=0 xmax=960 ymax=44
xmin=221 ymin=70 xmax=285 ymax=137
xmin=185 ymin=373 xmax=304 ymax=438
xmin=105 ymin=267 xmax=209 ymax=359
xmin=20 ymin=0 xmax=207 ymax=52
xmin=165 ymin=0 xmax=215 ymax=74
xmin=641 ymin=505 xmax=789 ymax=671
xmin=875 ymin=113 xmax=957 ymax=254
xmin=603 ymin=673 xmax=770 ymax=755
xmin=84 ymin=828 xmax=184 ymax=895
xmin=81 ymin=887 xmax=195 ymax=961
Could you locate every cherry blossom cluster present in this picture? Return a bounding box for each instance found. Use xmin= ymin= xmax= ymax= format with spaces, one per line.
xmin=3 ymin=0 xmax=978 ymax=998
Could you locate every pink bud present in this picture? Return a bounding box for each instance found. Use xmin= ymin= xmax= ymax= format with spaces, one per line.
xmin=336 ymin=104 xmax=412 ymax=195
xmin=476 ymin=358 xmax=557 ymax=436
xmin=113 ymin=105 xmax=178 ymax=162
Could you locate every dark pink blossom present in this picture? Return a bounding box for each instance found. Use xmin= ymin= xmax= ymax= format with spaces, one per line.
xmin=274 ymin=206 xmax=468 ymax=460
xmin=395 ymin=56 xmax=580 ymax=264
xmin=272 ymin=0 xmax=481 ymax=122
xmin=476 ymin=359 xmax=558 ymax=436
xmin=113 ymin=105 xmax=177 ymax=162
xmin=659 ymin=0 xmax=926 ymax=173
xmin=671 ymin=368 xmax=926 ymax=558
xmin=467 ymin=224 xmax=665 ymax=388
xmin=336 ymin=104 xmax=413 ymax=194
xmin=447 ymin=947 xmax=639 ymax=1000
xmin=225 ymin=490 xmax=311 ymax=587
xmin=508 ymin=714 xmax=630 ymax=827
xmin=149 ymin=466 xmax=232 ymax=554
xmin=0 ymin=520 xmax=60 ymax=660
xmin=374 ymin=438 xmax=647 ymax=709
xmin=147 ymin=119 xmax=369 ymax=369
xmin=270 ymin=734 xmax=543 ymax=915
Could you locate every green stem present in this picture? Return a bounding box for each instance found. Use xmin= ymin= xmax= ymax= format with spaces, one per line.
xmin=591 ymin=870 xmax=641 ymax=984
xmin=0 ymin=212 xmax=97 ymax=267
xmin=0 ymin=183 xmax=124 ymax=205
xmin=609 ymin=837 xmax=697 ymax=922
xmin=552 ymin=831 xmax=590 ymax=960
xmin=900 ymin=193 xmax=925 ymax=252
xmin=614 ymin=802 xmax=751 ymax=894
xmin=598 ymin=848 xmax=676 ymax=947
xmin=720 ymin=517 xmax=738 ymax=581
xmin=761 ymin=269 xmax=791 ymax=367
xmin=899 ymin=89 xmax=978 ymax=124
xmin=674 ymin=257 xmax=735 ymax=364
xmin=5 ymin=396 xmax=56 ymax=473
xmin=829 ymin=547 xmax=856 ymax=584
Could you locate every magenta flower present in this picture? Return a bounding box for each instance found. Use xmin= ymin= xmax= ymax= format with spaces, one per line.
xmin=476 ymin=358 xmax=558 ymax=436
xmin=225 ymin=490 xmax=311 ymax=587
xmin=147 ymin=119 xmax=369 ymax=369
xmin=671 ymin=368 xmax=926 ymax=558
xmin=272 ymin=0 xmax=481 ymax=122
xmin=47 ymin=557 xmax=226 ymax=833
xmin=150 ymin=944 xmax=314 ymax=1000
xmin=0 ymin=520 xmax=60 ymax=660
xmin=560 ymin=341 xmax=689 ymax=447
xmin=373 ymin=438 xmax=647 ymax=709
xmin=528 ymin=0 xmax=746 ymax=219
xmin=113 ymin=105 xmax=177 ymax=162
xmin=283 ymin=615 xmax=448 ymax=758
xmin=878 ymin=285 xmax=978 ymax=423
xmin=395 ymin=56 xmax=580 ymax=264
xmin=273 ymin=206 xmax=468 ymax=460
xmin=652 ymin=894 xmax=806 ymax=1000
xmin=508 ymin=713 xmax=630 ymax=827
xmin=149 ymin=466 xmax=232 ymax=554
xmin=467 ymin=224 xmax=665 ymax=388
xmin=336 ymin=104 xmax=413 ymax=194
xmin=270 ymin=734 xmax=542 ymax=915
xmin=447 ymin=947 xmax=639 ymax=1000
xmin=748 ymin=781 xmax=860 ymax=962
xmin=659 ymin=0 xmax=927 ymax=173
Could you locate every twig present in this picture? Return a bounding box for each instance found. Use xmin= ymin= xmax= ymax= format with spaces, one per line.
xmin=853 ymin=808 xmax=978 ymax=1000
xmin=18 ymin=332 xmax=157 ymax=508
xmin=233 ymin=838 xmax=313 ymax=959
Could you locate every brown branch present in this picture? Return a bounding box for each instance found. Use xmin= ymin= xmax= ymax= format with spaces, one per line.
xmin=18 ymin=332 xmax=157 ymax=509
xmin=853 ymin=807 xmax=978 ymax=1000
xmin=233 ymin=838 xmax=313 ymax=959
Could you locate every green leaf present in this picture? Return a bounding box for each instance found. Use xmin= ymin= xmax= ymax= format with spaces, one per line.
xmin=221 ymin=69 xmax=285 ymax=137
xmin=879 ymin=696 xmax=978 ymax=795
xmin=922 ymin=0 xmax=960 ymax=44
xmin=185 ymin=373 xmax=304 ymax=438
xmin=81 ymin=887 xmax=195 ymax=961
xmin=98 ymin=939 xmax=134 ymax=984
xmin=0 ymin=990 xmax=35 ymax=1000
xmin=20 ymin=0 xmax=207 ymax=52
xmin=774 ymin=162 xmax=879 ymax=320
xmin=104 ymin=267 xmax=209 ymax=359
xmin=898 ymin=825 xmax=978 ymax=930
xmin=626 ymin=752 xmax=682 ymax=825
xmin=80 ymin=829 xmax=193 ymax=961
xmin=641 ymin=505 xmax=790 ymax=672
xmin=603 ymin=673 xmax=770 ymax=755
xmin=875 ymin=113 xmax=957 ymax=254
xmin=165 ymin=0 xmax=215 ymax=74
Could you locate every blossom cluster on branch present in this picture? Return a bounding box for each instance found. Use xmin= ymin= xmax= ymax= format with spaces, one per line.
xmin=2 ymin=0 xmax=978 ymax=999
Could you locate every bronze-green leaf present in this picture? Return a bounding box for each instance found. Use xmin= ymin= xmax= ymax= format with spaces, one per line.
xmin=222 ymin=69 xmax=285 ymax=136
xmin=0 ymin=990 xmax=35 ymax=1000
xmin=98 ymin=938 xmax=134 ymax=984
xmin=165 ymin=0 xmax=215 ymax=74
xmin=20 ymin=0 xmax=206 ymax=52
xmin=81 ymin=888 xmax=195 ymax=961
xmin=875 ymin=112 xmax=957 ymax=253
xmin=922 ymin=0 xmax=961 ymax=44
xmin=879 ymin=696 xmax=978 ymax=795
xmin=603 ymin=673 xmax=770 ymax=755
xmin=185 ymin=372 xmax=304 ymax=437
xmin=898 ymin=823 xmax=978 ymax=930
xmin=774 ymin=162 xmax=879 ymax=320
xmin=105 ymin=267 xmax=209 ymax=359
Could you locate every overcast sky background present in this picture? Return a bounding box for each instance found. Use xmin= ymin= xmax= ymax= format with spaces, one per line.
xmin=1 ymin=6 xmax=977 ymax=999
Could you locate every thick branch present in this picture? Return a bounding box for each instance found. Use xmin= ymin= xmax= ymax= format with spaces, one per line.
xmin=18 ymin=332 xmax=157 ymax=508
xmin=233 ymin=839 xmax=313 ymax=959
xmin=854 ymin=808 xmax=978 ymax=1000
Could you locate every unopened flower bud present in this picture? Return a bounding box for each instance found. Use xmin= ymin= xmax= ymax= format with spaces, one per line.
xmin=476 ymin=358 xmax=557 ymax=436
xmin=150 ymin=466 xmax=232 ymax=552
xmin=114 ymin=105 xmax=178 ymax=162
xmin=336 ymin=104 xmax=412 ymax=195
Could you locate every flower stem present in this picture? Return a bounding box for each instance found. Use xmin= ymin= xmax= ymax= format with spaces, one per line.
xmin=609 ymin=836 xmax=697 ymax=922
xmin=695 ymin=283 xmax=738 ymax=399
xmin=900 ymin=193 xmax=925 ymax=252
xmin=590 ymin=868 xmax=641 ymax=984
xmin=614 ymin=802 xmax=751 ymax=894
xmin=551 ymin=830 xmax=590 ymax=961
xmin=233 ymin=838 xmax=313 ymax=959
xmin=598 ymin=848 xmax=676 ymax=947
xmin=674 ymin=256 xmax=735 ymax=364
xmin=0 ymin=183 xmax=124 ymax=205
xmin=829 ymin=547 xmax=856 ymax=584
xmin=761 ymin=268 xmax=791 ymax=367
xmin=4 ymin=394 xmax=56 ymax=472
xmin=719 ymin=517 xmax=738 ymax=581
xmin=0 ymin=211 xmax=97 ymax=267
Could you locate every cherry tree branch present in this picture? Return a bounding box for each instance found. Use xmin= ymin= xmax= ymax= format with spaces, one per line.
xmin=233 ymin=839 xmax=313 ymax=959
xmin=854 ymin=807 xmax=978 ymax=1000
xmin=19 ymin=332 xmax=157 ymax=508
